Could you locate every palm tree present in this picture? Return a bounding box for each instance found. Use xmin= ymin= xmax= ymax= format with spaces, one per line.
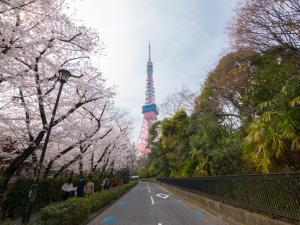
xmin=243 ymin=89 xmax=300 ymax=173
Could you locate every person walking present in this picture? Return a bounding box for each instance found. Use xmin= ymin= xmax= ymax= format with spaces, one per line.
xmin=76 ymin=178 xmax=85 ymax=197
xmin=101 ymin=179 xmax=105 ymax=191
xmin=102 ymin=178 xmax=109 ymax=190
xmin=62 ymin=178 xmax=74 ymax=200
xmin=84 ymin=179 xmax=94 ymax=195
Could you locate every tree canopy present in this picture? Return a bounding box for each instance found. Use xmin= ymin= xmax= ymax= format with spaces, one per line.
xmin=0 ymin=0 xmax=135 ymax=189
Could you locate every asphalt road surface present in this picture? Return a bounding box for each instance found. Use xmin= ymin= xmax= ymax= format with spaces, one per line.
xmin=88 ymin=181 xmax=228 ymax=225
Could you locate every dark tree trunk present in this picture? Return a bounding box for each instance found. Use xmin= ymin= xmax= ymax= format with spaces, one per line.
xmin=2 ymin=131 xmax=45 ymax=192
xmin=90 ymin=152 xmax=94 ymax=175
xmin=43 ymin=159 xmax=54 ymax=178
xmin=31 ymin=151 xmax=38 ymax=177
xmin=53 ymin=154 xmax=81 ymax=178
xmin=79 ymin=154 xmax=83 ymax=178
xmin=92 ymin=143 xmax=113 ymax=173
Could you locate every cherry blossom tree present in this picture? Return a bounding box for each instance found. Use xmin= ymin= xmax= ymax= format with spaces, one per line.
xmin=0 ymin=0 xmax=134 ymax=189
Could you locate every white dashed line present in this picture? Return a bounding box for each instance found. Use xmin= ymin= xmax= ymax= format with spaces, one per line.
xmin=158 ymin=223 xmax=162 ymax=225
xmin=150 ymin=196 xmax=155 ymax=205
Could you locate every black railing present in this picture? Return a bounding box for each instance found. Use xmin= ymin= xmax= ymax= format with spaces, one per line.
xmin=158 ymin=173 xmax=300 ymax=222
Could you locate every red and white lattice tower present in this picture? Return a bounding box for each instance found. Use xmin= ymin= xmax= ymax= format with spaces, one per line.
xmin=136 ymin=44 xmax=158 ymax=157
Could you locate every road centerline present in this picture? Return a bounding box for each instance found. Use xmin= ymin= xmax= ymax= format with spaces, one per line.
xmin=150 ymin=195 xmax=155 ymax=205
xmin=87 ymin=182 xmax=228 ymax=225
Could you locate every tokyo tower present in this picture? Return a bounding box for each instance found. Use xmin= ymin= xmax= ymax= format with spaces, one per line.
xmin=136 ymin=44 xmax=158 ymax=156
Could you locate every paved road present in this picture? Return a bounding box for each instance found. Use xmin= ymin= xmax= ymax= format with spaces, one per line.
xmin=88 ymin=181 xmax=228 ymax=225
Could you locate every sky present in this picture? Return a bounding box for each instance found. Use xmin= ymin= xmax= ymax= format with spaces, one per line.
xmin=70 ymin=0 xmax=239 ymax=140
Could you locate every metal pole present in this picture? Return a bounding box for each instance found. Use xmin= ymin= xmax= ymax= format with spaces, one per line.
xmin=22 ymin=82 xmax=65 ymax=224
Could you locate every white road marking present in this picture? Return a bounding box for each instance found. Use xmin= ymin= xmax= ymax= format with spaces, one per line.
xmin=150 ymin=196 xmax=155 ymax=205
xmin=158 ymin=223 xmax=162 ymax=225
xmin=156 ymin=193 xmax=169 ymax=199
xmin=147 ymin=185 xmax=151 ymax=193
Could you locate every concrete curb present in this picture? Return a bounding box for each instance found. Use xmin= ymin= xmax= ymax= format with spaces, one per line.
xmin=157 ymin=182 xmax=296 ymax=225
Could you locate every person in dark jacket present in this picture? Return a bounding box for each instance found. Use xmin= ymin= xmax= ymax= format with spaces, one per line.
xmin=76 ymin=179 xmax=85 ymax=197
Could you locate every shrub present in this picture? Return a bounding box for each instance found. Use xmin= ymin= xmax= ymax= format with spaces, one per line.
xmin=37 ymin=198 xmax=89 ymax=225
xmin=0 ymin=176 xmax=105 ymax=219
xmin=36 ymin=182 xmax=137 ymax=225
xmin=138 ymin=168 xmax=150 ymax=178
xmin=1 ymin=177 xmax=66 ymax=218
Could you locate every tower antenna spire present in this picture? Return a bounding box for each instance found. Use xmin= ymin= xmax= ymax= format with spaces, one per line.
xmin=148 ymin=42 xmax=151 ymax=62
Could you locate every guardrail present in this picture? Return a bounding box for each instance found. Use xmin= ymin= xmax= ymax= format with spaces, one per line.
xmin=158 ymin=173 xmax=300 ymax=222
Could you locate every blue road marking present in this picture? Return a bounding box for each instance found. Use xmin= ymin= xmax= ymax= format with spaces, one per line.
xmin=119 ymin=200 xmax=128 ymax=206
xmin=192 ymin=211 xmax=203 ymax=219
xmin=102 ymin=215 xmax=118 ymax=223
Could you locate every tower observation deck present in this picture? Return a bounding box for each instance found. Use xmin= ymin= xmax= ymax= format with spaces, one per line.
xmin=136 ymin=44 xmax=158 ymax=156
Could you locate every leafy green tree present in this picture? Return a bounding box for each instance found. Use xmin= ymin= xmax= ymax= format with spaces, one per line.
xmin=194 ymin=49 xmax=258 ymax=127
xmin=148 ymin=122 xmax=170 ymax=177
xmin=189 ymin=113 xmax=246 ymax=176
xmin=160 ymin=110 xmax=191 ymax=176
xmin=242 ymin=50 xmax=300 ymax=172
xmin=137 ymin=168 xmax=150 ymax=178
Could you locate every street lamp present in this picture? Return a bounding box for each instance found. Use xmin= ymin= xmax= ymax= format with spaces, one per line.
xmin=22 ymin=69 xmax=71 ymax=224
xmin=58 ymin=69 xmax=71 ymax=83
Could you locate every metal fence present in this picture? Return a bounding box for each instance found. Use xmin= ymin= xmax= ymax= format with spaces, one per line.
xmin=158 ymin=173 xmax=300 ymax=222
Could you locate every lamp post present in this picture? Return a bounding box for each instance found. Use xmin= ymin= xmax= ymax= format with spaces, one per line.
xmin=22 ymin=69 xmax=71 ymax=224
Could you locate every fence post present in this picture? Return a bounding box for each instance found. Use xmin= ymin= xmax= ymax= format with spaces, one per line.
xmin=286 ymin=173 xmax=300 ymax=220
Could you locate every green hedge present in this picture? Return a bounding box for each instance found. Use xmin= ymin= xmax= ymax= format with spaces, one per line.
xmin=35 ymin=182 xmax=137 ymax=225
xmin=0 ymin=176 xmax=5 ymax=193
xmin=1 ymin=177 xmax=66 ymax=218
xmin=0 ymin=176 xmax=104 ymax=219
